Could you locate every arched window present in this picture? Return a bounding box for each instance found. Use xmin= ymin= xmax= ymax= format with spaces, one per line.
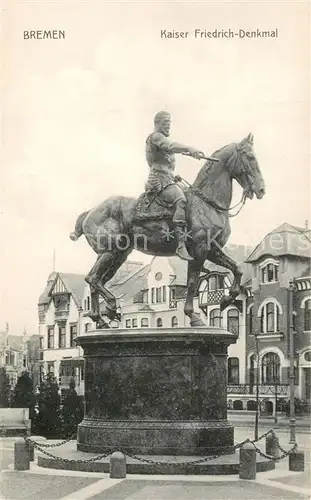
xmin=228 ymin=357 xmax=239 ymax=384
xmin=141 ymin=318 xmax=149 ymax=328
xmin=260 ymin=262 xmax=279 ymax=283
xmin=304 ymin=299 xmax=311 ymax=331
xmin=227 ymin=309 xmax=239 ymax=335
xmin=260 ymin=302 xmax=280 ymax=333
xmin=86 ymin=296 xmax=90 ymax=311
xmin=209 ymin=308 xmax=222 ymax=327
xmin=171 ymin=316 xmax=178 ymax=327
xmin=247 ymin=305 xmax=253 ymax=335
xmin=261 ymin=352 xmax=280 ymax=384
xmin=156 ymin=318 xmax=163 ymax=328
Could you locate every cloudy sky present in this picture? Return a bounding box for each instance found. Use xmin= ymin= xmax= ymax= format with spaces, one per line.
xmin=1 ymin=0 xmax=309 ymax=334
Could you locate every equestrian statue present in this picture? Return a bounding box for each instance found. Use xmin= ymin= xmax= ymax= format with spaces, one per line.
xmin=70 ymin=111 xmax=265 ymax=327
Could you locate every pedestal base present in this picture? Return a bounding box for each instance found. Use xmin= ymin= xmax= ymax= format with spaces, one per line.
xmin=76 ymin=327 xmax=237 ymax=456
xmin=77 ymin=419 xmax=234 ymax=455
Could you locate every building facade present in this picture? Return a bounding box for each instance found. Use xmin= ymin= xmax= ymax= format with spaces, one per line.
xmin=38 ymin=223 xmax=311 ymax=412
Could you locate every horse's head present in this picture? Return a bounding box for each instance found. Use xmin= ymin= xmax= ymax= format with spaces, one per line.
xmin=230 ymin=133 xmax=265 ymax=200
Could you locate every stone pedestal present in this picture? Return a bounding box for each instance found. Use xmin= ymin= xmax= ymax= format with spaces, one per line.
xmin=76 ymin=327 xmax=237 ymax=455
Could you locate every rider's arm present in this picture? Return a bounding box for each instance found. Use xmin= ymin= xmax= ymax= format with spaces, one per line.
xmin=151 ymin=132 xmax=199 ymax=155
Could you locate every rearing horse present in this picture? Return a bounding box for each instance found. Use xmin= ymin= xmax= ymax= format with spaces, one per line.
xmin=70 ymin=133 xmax=265 ymax=327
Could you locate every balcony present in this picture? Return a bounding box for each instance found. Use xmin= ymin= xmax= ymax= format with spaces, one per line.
xmin=227 ymin=384 xmax=290 ymax=397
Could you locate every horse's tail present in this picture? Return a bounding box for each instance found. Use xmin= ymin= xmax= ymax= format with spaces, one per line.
xmin=69 ymin=210 xmax=89 ymax=241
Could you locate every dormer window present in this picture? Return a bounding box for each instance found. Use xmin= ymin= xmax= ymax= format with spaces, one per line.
xmin=208 ymin=275 xmax=224 ymax=291
xmin=260 ymin=260 xmax=279 ymax=284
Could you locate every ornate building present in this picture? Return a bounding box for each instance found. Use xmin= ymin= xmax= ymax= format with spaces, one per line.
xmin=38 ymin=223 xmax=311 ymax=412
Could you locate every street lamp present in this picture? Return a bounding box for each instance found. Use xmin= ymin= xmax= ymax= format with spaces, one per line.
xmin=254 ymin=332 xmax=260 ymax=441
xmin=288 ymin=280 xmax=296 ymax=444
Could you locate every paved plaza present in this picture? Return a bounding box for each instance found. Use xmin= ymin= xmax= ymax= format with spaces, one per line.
xmin=1 ymin=426 xmax=310 ymax=500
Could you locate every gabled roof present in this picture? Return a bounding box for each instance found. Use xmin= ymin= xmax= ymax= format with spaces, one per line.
xmin=38 ymin=272 xmax=85 ymax=308
xmin=105 ymin=264 xmax=150 ymax=306
xmin=246 ymin=223 xmax=311 ymax=263
xmin=59 ymin=273 xmax=85 ymax=307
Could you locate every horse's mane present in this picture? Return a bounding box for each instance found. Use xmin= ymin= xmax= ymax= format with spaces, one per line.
xmin=193 ymin=142 xmax=233 ymax=189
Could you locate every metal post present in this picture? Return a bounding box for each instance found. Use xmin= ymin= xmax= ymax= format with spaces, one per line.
xmin=288 ymin=280 xmax=296 ymax=444
xmin=274 ymin=381 xmax=278 ymax=424
xmin=254 ymin=333 xmax=260 ymax=441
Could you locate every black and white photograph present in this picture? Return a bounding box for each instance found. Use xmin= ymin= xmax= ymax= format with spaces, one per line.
xmin=0 ymin=0 xmax=310 ymax=499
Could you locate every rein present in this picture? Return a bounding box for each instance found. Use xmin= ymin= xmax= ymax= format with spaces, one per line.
xmin=180 ymin=178 xmax=247 ymax=218
xmin=180 ymin=145 xmax=248 ymax=217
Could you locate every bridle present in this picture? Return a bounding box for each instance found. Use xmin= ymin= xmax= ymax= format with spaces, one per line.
xmin=181 ymin=144 xmax=252 ymax=217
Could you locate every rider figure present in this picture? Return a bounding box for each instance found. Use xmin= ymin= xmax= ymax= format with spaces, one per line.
xmin=145 ymin=111 xmax=205 ymax=261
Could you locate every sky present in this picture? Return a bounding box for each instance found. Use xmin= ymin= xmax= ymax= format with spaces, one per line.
xmin=1 ymin=0 xmax=310 ymax=334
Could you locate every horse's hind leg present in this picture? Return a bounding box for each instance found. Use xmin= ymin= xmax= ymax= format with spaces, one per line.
xmin=85 ymin=249 xmax=131 ymax=320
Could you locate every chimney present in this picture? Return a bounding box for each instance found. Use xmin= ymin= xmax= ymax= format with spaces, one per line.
xmin=305 ymin=220 xmax=309 ymax=230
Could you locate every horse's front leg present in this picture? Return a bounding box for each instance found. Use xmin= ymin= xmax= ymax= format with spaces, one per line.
xmin=207 ymin=243 xmax=243 ymax=311
xmin=184 ymin=260 xmax=205 ymax=327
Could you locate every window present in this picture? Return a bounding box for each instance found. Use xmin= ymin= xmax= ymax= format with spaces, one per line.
xmin=142 ymin=291 xmax=148 ymax=304
xmin=156 ymin=318 xmax=163 ymax=327
xmin=125 ymin=319 xmax=131 ymax=328
xmin=47 ymin=326 xmax=55 ymax=349
xmin=151 ymin=288 xmax=155 ymax=303
xmin=86 ymin=296 xmax=90 ymax=311
xmin=47 ymin=362 xmax=55 ymax=374
xmin=171 ymin=316 xmax=178 ymax=327
xmin=260 ymin=302 xmax=280 ymax=333
xmin=261 ymin=353 xmax=280 ymax=384
xmin=228 ymin=357 xmax=239 ymax=384
xmin=70 ymin=324 xmax=77 ymax=347
xmin=156 ymin=287 xmax=162 ymax=303
xmin=132 ymin=318 xmax=138 ymax=328
xmin=304 ymin=299 xmax=311 ymax=331
xmin=170 ymin=287 xmax=176 ymax=300
xmin=59 ymin=325 xmax=66 ymax=348
xmin=227 ymin=309 xmax=239 ymax=335
xmin=261 ymin=262 xmax=279 ymax=283
xmin=39 ymin=336 xmax=44 ymax=349
xmin=162 ymin=286 xmax=166 ymax=303
xmin=85 ymin=323 xmax=91 ymax=332
xmin=208 ymin=275 xmax=224 ymax=291
xmin=141 ymin=318 xmax=149 ymax=328
xmin=209 ymin=308 xmax=222 ymax=327
xmin=247 ymin=305 xmax=253 ymax=335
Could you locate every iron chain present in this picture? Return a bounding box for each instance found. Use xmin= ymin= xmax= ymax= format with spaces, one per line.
xmin=25 ymin=428 xmax=295 ymax=467
xmin=25 ymin=434 xmax=76 ymax=449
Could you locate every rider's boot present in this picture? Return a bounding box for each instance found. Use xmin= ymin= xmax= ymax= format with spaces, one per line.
xmin=173 ymin=199 xmax=193 ymax=261
xmin=174 ymin=225 xmax=194 ymax=261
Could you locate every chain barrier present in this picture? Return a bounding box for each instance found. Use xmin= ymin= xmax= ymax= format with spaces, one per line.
xmin=251 ymin=440 xmax=297 ymax=462
xmin=24 ymin=428 xmax=296 ymax=466
xmin=25 ymin=434 xmax=76 ymax=449
xmin=30 ymin=441 xmax=111 ymax=464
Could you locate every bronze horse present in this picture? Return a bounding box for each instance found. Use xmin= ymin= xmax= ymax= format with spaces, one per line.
xmin=70 ymin=133 xmax=265 ymax=327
